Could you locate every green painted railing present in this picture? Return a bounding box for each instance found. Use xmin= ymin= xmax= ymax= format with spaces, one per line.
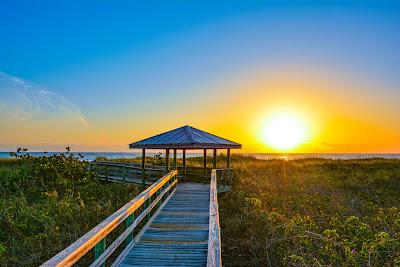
xmin=93 ymin=161 xmax=233 ymax=187
xmin=93 ymin=161 xmax=165 ymax=186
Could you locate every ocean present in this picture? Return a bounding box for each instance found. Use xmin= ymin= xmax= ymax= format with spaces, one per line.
xmin=0 ymin=152 xmax=399 ymax=161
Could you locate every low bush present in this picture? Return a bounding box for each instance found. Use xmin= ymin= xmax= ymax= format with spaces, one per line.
xmin=0 ymin=151 xmax=140 ymax=266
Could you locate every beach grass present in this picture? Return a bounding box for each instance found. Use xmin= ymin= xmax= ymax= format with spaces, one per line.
xmin=219 ymin=156 xmax=400 ymax=266
xmin=0 ymin=153 xmax=141 ymax=266
xmin=1 ymin=154 xmax=399 ymax=266
xmin=94 ymin=154 xmax=400 ymax=265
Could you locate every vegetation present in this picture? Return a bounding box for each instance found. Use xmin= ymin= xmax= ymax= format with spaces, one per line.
xmin=1 ymin=152 xmax=399 ymax=266
xmin=0 ymin=152 xmax=140 ymax=266
xmin=219 ymin=156 xmax=400 ymax=266
xmin=98 ymin=154 xmax=400 ymax=265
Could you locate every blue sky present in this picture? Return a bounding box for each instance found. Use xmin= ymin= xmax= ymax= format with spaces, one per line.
xmin=1 ymin=1 xmax=399 ymax=152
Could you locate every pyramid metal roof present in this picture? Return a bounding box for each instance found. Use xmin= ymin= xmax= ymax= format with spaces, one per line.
xmin=129 ymin=125 xmax=241 ymax=149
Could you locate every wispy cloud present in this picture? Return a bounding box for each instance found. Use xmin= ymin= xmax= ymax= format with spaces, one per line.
xmin=0 ymin=71 xmax=88 ymax=126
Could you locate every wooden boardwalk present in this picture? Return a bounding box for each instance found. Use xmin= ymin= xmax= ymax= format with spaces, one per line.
xmin=42 ymin=170 xmax=222 ymax=267
xmin=117 ymin=183 xmax=210 ymax=266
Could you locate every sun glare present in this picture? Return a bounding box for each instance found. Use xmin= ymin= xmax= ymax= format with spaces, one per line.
xmin=262 ymin=111 xmax=308 ymax=151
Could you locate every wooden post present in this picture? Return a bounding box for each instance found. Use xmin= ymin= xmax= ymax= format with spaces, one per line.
xmin=203 ymin=149 xmax=207 ymax=175
xmin=146 ymin=196 xmax=152 ymax=221
xmin=165 ymin=149 xmax=170 ymax=173
xmin=213 ymin=149 xmax=217 ymax=169
xmin=183 ymin=149 xmax=186 ymax=175
xmin=122 ymin=166 xmax=126 ymax=182
xmin=166 ymin=179 xmax=170 ymax=196
xmin=156 ymin=187 xmax=161 ymax=209
xmin=227 ymin=149 xmax=231 ymax=168
xmin=162 ymin=182 xmax=167 ymax=201
xmin=142 ymin=149 xmax=146 ymax=188
xmin=173 ymin=149 xmax=177 ymax=169
xmin=94 ymin=238 xmax=106 ymax=267
xmin=125 ymin=212 xmax=134 ymax=245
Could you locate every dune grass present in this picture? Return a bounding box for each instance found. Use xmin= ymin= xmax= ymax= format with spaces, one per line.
xmin=1 ymin=154 xmax=399 ymax=266
xmin=0 ymin=154 xmax=141 ymax=266
xmin=96 ymin=154 xmax=400 ymax=265
xmin=219 ymin=156 xmax=400 ymax=266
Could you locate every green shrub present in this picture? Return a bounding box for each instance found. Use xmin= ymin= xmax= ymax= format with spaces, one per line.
xmin=0 ymin=150 xmax=140 ymax=266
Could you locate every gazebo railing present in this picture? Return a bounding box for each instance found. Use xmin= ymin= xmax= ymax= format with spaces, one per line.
xmin=214 ymin=168 xmax=234 ymax=187
xmin=92 ymin=161 xmax=234 ymax=187
xmin=92 ymin=161 xmax=165 ymax=185
xmin=42 ymin=170 xmax=178 ymax=267
xmin=94 ymin=161 xmax=164 ymax=170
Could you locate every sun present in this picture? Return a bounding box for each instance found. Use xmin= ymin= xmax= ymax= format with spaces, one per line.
xmin=262 ymin=111 xmax=307 ymax=151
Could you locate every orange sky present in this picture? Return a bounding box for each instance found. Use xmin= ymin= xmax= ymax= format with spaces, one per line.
xmin=1 ymin=69 xmax=399 ymax=153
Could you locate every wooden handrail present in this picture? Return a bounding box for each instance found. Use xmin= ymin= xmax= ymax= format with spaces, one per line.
xmin=89 ymin=179 xmax=177 ymax=267
xmin=207 ymin=169 xmax=222 ymax=267
xmin=213 ymin=168 xmax=233 ymax=171
xmin=94 ymin=161 xmax=164 ymax=171
xmin=41 ymin=170 xmax=178 ymax=267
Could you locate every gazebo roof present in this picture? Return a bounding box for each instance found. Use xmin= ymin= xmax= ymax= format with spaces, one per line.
xmin=129 ymin=125 xmax=241 ymax=149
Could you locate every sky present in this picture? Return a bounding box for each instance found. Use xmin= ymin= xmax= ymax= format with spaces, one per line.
xmin=0 ymin=0 xmax=399 ymax=153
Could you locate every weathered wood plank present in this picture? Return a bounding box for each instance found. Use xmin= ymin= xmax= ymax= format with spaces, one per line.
xmin=118 ymin=182 xmax=210 ymax=266
xmin=111 ymin=187 xmax=177 ymax=267
xmin=207 ymin=170 xmax=222 ymax=267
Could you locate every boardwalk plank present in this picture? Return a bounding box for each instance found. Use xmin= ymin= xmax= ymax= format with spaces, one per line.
xmin=118 ymin=182 xmax=210 ymax=266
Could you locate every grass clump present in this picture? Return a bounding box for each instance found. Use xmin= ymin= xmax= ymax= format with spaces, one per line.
xmin=0 ymin=151 xmax=140 ymax=266
xmin=220 ymin=157 xmax=400 ymax=266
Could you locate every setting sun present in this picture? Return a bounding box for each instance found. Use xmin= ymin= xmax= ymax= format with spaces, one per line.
xmin=262 ymin=111 xmax=308 ymax=151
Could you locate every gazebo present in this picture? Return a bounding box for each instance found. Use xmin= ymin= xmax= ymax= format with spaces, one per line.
xmin=129 ymin=125 xmax=241 ymax=177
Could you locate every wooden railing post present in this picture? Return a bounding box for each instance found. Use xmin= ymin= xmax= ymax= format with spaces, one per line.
xmin=123 ymin=166 xmax=126 ymax=182
xmin=156 ymin=188 xmax=161 ymax=209
xmin=167 ymin=179 xmax=171 ymax=196
xmin=204 ymin=149 xmax=207 ymax=178
xmin=165 ymin=149 xmax=170 ymax=174
xmin=125 ymin=212 xmax=135 ymax=245
xmin=227 ymin=148 xmax=230 ymax=169
xmin=146 ymin=196 xmax=152 ymax=221
xmin=94 ymin=238 xmax=106 ymax=267
xmin=183 ymin=149 xmax=186 ymax=176
xmin=161 ymin=182 xmax=166 ymax=201
xmin=105 ymin=165 xmax=109 ymax=182
xmin=213 ymin=149 xmax=217 ymax=169
xmin=142 ymin=149 xmax=146 ymax=189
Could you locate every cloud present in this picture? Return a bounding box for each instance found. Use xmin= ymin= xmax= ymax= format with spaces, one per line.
xmin=0 ymin=71 xmax=88 ymax=126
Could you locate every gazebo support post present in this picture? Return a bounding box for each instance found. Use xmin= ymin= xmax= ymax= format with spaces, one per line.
xmin=203 ymin=149 xmax=207 ymax=176
xmin=227 ymin=148 xmax=230 ymax=168
xmin=141 ymin=149 xmax=146 ymax=189
xmin=165 ymin=149 xmax=170 ymax=173
xmin=173 ymin=149 xmax=177 ymax=169
xmin=183 ymin=149 xmax=186 ymax=175
xmin=213 ymin=149 xmax=217 ymax=169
